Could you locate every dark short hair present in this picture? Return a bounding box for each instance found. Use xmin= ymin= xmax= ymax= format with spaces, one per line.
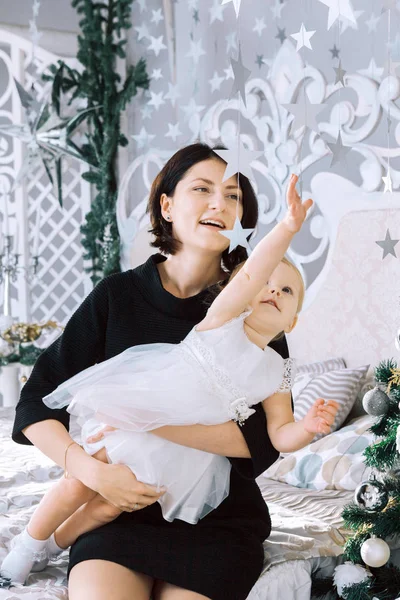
xmin=146 ymin=142 xmax=259 ymax=273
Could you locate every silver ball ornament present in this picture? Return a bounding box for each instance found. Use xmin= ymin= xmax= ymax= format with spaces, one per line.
xmin=362 ymin=387 xmax=390 ymax=416
xmin=360 ymin=536 xmax=390 ymax=568
xmin=333 ymin=562 xmax=372 ymax=599
xmin=354 ymin=480 xmax=389 ymax=512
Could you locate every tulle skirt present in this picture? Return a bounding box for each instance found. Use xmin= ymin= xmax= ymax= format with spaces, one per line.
xmin=43 ymin=342 xmax=232 ymax=524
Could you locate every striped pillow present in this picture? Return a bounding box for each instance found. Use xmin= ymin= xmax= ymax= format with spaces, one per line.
xmin=293 ymin=365 xmax=369 ymax=441
xmin=297 ymin=357 xmax=346 ymax=374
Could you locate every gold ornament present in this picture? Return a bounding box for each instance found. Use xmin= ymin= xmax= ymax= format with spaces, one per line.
xmin=1 ymin=320 xmax=62 ymax=344
xmin=388 ymin=368 xmax=400 ymax=390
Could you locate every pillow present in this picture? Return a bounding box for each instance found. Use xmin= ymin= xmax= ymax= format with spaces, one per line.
xmin=263 ymin=414 xmax=374 ymax=490
xmin=293 ymin=364 xmax=369 ymax=441
xmin=297 ymin=357 xmax=346 ymax=375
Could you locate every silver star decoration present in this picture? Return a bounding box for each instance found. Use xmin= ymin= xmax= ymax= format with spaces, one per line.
xmin=329 ymin=44 xmax=340 ymax=59
xmin=256 ymin=55 xmax=265 ymax=69
xmin=230 ymin=46 xmax=252 ymax=106
xmin=290 ymin=23 xmax=316 ymax=51
xmin=214 ymin=143 xmax=263 ymax=182
xmin=283 ymin=90 xmax=326 ymax=133
xmin=365 ymin=13 xmax=381 ymax=33
xmin=209 ymin=0 xmax=225 ymax=23
xmin=193 ymin=9 xmax=200 ymax=23
xmin=270 ymin=1 xmax=285 ymax=19
xmin=325 ymin=132 xmax=351 ymax=165
xmin=382 ymin=167 xmax=393 ymax=192
xmin=340 ymin=9 xmax=363 ymax=34
xmin=0 ymin=78 xmax=99 ymax=206
xmin=318 ymin=0 xmax=357 ymax=29
xmin=210 ymin=71 xmax=225 ymax=92
xmin=376 ymin=229 xmax=399 ymax=258
xmin=219 ymin=216 xmax=255 ymax=253
xmin=221 ymin=0 xmax=242 ymax=18
xmin=276 ymin=27 xmax=287 ymax=44
xmin=334 ymin=60 xmax=347 ymax=85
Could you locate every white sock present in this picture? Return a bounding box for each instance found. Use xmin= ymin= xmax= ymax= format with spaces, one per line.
xmin=0 ymin=528 xmax=48 ymax=584
xmin=47 ymin=532 xmax=65 ymax=556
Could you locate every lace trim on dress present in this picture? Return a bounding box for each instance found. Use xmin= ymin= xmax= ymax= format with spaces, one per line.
xmin=274 ymin=358 xmax=297 ymax=393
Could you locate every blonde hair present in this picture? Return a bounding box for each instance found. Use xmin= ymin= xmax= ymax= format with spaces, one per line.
xmin=229 ymin=257 xmax=305 ymax=341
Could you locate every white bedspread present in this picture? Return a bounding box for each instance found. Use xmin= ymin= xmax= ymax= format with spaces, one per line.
xmin=0 ymin=407 xmax=352 ymax=599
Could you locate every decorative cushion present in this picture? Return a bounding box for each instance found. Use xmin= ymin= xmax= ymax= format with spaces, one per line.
xmin=297 ymin=357 xmax=346 ymax=375
xmin=263 ymin=414 xmax=374 ymax=490
xmin=293 ymin=364 xmax=369 ymax=441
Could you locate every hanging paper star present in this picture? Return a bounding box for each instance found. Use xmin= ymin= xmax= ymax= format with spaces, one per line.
xmin=381 ymin=0 xmax=399 ymax=14
xmin=0 ymin=78 xmax=99 ymax=206
xmin=165 ymin=122 xmax=182 ymax=142
xmin=219 ymin=216 xmax=255 ymax=254
xmin=148 ymin=35 xmax=167 ymax=56
xmin=340 ymin=9 xmax=363 ymax=34
xmin=283 ymin=90 xmax=326 ymax=134
xmin=276 ymin=27 xmax=287 ymax=44
xmin=255 ymin=55 xmax=265 ymax=69
xmin=253 ymin=17 xmax=267 ymax=37
xmin=151 ymin=8 xmax=164 ymax=25
xmin=131 ymin=127 xmax=155 ymax=149
xmin=365 ymin=13 xmax=380 ymax=33
xmin=164 ymin=83 xmax=181 ymax=107
xmin=214 ymin=143 xmax=263 ymax=182
xmin=317 ymin=0 xmax=357 ymax=30
xmin=290 ymin=23 xmax=316 ymax=52
xmin=186 ymin=39 xmax=206 ymax=65
xmin=325 ymin=132 xmax=351 ymax=166
xmin=329 ymin=44 xmax=340 ymax=59
xmin=148 ymin=91 xmax=166 ymax=111
xmin=358 ymin=58 xmax=384 ymax=81
xmin=270 ymin=1 xmax=285 ymax=19
xmin=210 ymin=71 xmax=225 ymax=92
xmin=221 ymin=0 xmax=242 ymax=18
xmin=375 ymin=229 xmax=399 ymax=258
xmin=230 ymin=45 xmax=252 ymax=107
xmin=334 ymin=61 xmax=347 ymax=85
xmin=382 ymin=167 xmax=393 ymax=193
xmin=210 ymin=0 xmax=225 ymax=24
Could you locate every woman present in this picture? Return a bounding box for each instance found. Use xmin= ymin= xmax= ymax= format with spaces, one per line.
xmin=11 ymin=143 xmax=291 ymax=600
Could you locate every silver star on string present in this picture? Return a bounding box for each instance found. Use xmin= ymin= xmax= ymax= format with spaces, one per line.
xmin=276 ymin=27 xmax=287 ymax=44
xmin=214 ymin=144 xmax=263 ymax=182
xmin=382 ymin=167 xmax=393 ymax=192
xmin=318 ymin=0 xmax=357 ymax=29
xmin=329 ymin=44 xmax=340 ymax=59
xmin=221 ymin=0 xmax=242 ymax=18
xmin=334 ymin=61 xmax=347 ymax=85
xmin=375 ymin=229 xmax=399 ymax=258
xmin=0 ymin=78 xmax=99 ymax=206
xmin=325 ymin=132 xmax=351 ymax=166
xmin=283 ymin=90 xmax=326 ymax=134
xmin=230 ymin=45 xmax=252 ymax=106
xmin=290 ymin=23 xmax=316 ymax=52
xmin=219 ymin=216 xmax=255 ymax=254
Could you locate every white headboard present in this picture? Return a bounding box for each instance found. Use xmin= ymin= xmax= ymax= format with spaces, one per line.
xmin=287 ymin=208 xmax=400 ymax=369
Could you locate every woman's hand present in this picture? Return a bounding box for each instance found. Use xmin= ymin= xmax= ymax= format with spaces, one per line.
xmin=284 ymin=174 xmax=313 ymax=233
xmin=302 ymin=398 xmax=339 ymax=436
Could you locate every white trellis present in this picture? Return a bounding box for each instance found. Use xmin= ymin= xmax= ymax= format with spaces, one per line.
xmin=0 ymin=28 xmax=92 ymax=326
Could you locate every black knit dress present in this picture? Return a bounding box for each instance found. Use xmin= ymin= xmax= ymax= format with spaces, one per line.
xmin=12 ymin=254 xmax=289 ymax=600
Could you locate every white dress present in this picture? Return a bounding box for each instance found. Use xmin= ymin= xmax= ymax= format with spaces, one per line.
xmin=43 ymin=309 xmax=294 ymax=524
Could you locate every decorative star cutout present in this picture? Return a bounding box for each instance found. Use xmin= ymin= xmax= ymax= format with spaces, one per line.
xmin=253 ymin=17 xmax=267 ymax=37
xmin=210 ymin=71 xmax=225 ymax=92
xmin=164 ymin=83 xmax=181 ymax=107
xmin=219 ymin=216 xmax=255 ymax=254
xmin=276 ymin=27 xmax=287 ymax=44
xmin=0 ymin=77 xmax=99 ymax=206
xmin=358 ymin=58 xmax=384 ymax=81
xmin=186 ymin=39 xmax=206 ymax=65
xmin=148 ymin=91 xmax=166 ymax=111
xmin=135 ymin=23 xmax=150 ymax=41
xmin=193 ymin=9 xmax=200 ymax=23
xmin=141 ymin=105 xmax=153 ymax=120
xmin=376 ymin=229 xmax=399 ymax=258
xmin=226 ymin=31 xmax=238 ymax=53
xmin=182 ymin=98 xmax=206 ymax=121
xmin=290 ymin=23 xmax=316 ymax=51
xmin=317 ymin=0 xmax=357 ymax=29
xmin=165 ymin=122 xmax=182 ymax=142
xmin=224 ymin=65 xmax=235 ymax=80
xmin=209 ymin=0 xmax=225 ymax=24
xmin=283 ymin=90 xmax=326 ymax=133
xmin=382 ymin=167 xmax=393 ymax=192
xmin=334 ymin=60 xmax=347 ymax=85
xmin=270 ymin=1 xmax=285 ymax=19
xmin=148 ymin=35 xmax=167 ymax=56
xmin=221 ymin=0 xmax=242 ymax=18
xmin=230 ymin=45 xmax=252 ymax=106
xmin=131 ymin=126 xmax=155 ymax=149
xmin=329 ymin=44 xmax=340 ymax=59
xmin=214 ymin=143 xmax=263 ymax=182
xmin=365 ymin=12 xmax=381 ymax=32
xmin=151 ymin=8 xmax=164 ymax=25
xmin=325 ymin=132 xmax=351 ymax=166
xmin=151 ymin=68 xmax=163 ymax=81
xmin=256 ymin=55 xmax=265 ymax=69
xmin=340 ymin=9 xmax=364 ymax=34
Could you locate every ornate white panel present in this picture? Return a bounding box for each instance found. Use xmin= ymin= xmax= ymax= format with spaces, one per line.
xmin=0 ymin=28 xmax=92 ymax=325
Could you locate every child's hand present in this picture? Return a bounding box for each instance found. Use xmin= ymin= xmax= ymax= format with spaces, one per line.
xmin=283 ymin=174 xmax=313 ymax=233
xmin=302 ymin=398 xmax=339 ymax=436
xmin=87 ymin=425 xmax=117 ymax=444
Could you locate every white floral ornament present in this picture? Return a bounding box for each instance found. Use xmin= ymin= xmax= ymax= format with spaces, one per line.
xmin=333 ymin=562 xmax=372 ymax=599
xmin=229 ymin=397 xmax=255 ymax=426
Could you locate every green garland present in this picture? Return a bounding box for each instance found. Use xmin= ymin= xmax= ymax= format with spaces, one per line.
xmin=312 ymin=359 xmax=400 ymax=599
xmin=44 ymin=0 xmax=150 ymax=284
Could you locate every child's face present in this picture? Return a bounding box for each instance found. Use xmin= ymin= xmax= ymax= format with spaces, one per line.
xmin=248 ymin=262 xmax=301 ymax=337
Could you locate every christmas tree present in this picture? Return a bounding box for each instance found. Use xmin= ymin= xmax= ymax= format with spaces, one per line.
xmin=312 ymin=359 xmax=400 ymax=599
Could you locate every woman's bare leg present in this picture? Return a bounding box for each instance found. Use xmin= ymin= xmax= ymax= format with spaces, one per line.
xmin=153 ymin=580 xmax=211 ymax=600
xmin=69 ymin=560 xmax=154 ymax=600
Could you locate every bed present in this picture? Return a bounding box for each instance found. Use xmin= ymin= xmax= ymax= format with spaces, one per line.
xmin=1 ymin=205 xmax=400 ymax=599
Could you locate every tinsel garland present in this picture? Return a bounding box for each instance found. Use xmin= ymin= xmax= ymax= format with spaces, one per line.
xmin=43 ymin=0 xmax=150 ymax=284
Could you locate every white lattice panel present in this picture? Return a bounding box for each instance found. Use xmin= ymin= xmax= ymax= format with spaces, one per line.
xmin=0 ymin=28 xmax=92 ymax=326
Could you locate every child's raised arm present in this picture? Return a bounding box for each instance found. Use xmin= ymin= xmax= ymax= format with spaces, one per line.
xmin=201 ymin=174 xmax=313 ymax=330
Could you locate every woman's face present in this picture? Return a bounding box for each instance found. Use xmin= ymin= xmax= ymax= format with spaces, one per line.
xmin=160 ymin=159 xmax=244 ymax=255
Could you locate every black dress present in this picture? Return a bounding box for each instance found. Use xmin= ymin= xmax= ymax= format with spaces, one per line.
xmin=12 ymin=254 xmax=290 ymax=600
